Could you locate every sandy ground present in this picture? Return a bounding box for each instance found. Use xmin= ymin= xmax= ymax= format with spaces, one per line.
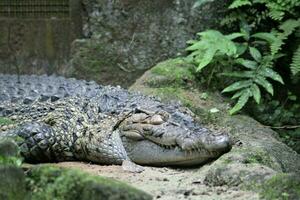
xmin=42 ymin=162 xmax=260 ymax=200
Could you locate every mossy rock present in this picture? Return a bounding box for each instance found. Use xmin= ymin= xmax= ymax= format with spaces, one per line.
xmin=26 ymin=165 xmax=152 ymax=200
xmin=0 ymin=138 xmax=23 ymax=166
xmin=204 ymin=163 xmax=276 ymax=187
xmin=0 ymin=165 xmax=27 ymax=200
xmin=0 ymin=138 xmax=26 ymax=200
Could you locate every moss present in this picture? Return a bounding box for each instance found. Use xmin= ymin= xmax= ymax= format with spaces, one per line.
xmin=0 ymin=117 xmax=13 ymax=126
xmin=0 ymin=138 xmax=23 ymax=166
xmin=243 ymin=149 xmax=273 ymax=166
xmin=26 ymin=165 xmax=152 ymax=200
xmin=149 ymin=58 xmax=195 ymax=87
xmin=259 ymin=173 xmax=300 ymax=200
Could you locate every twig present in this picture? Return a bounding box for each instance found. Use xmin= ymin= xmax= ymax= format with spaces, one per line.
xmin=263 ymin=125 xmax=300 ymax=130
xmin=117 ymin=63 xmax=133 ymax=73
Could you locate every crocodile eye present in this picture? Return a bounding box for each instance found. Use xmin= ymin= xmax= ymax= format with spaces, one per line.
xmin=149 ymin=114 xmax=165 ymax=125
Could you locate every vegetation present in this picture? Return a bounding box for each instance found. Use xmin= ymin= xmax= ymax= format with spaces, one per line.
xmin=259 ymin=173 xmax=300 ymax=200
xmin=188 ymin=0 xmax=300 ymax=151
xmin=0 ymin=138 xmax=22 ymax=167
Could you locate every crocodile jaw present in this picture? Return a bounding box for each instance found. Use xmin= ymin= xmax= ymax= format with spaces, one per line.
xmin=118 ymin=109 xmax=232 ymax=166
xmin=121 ymin=134 xmax=231 ymax=166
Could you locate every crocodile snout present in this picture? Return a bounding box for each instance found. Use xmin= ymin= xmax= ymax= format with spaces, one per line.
xmin=203 ymin=134 xmax=232 ymax=152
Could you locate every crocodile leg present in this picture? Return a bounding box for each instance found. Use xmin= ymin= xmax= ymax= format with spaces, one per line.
xmin=1 ymin=121 xmax=76 ymax=163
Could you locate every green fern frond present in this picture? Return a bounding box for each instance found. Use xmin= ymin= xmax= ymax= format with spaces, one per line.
xmin=291 ymin=44 xmax=300 ymax=76
xmin=279 ymin=19 xmax=300 ymax=36
xmin=186 ymin=30 xmax=239 ymax=71
xmin=254 ymin=75 xmax=274 ymax=95
xmin=229 ymin=88 xmax=251 ymax=115
xmin=229 ymin=0 xmax=252 ymax=9
xmin=254 ymin=0 xmax=300 ymax=21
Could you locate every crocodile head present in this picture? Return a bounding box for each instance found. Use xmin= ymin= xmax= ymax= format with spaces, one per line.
xmin=118 ymin=108 xmax=231 ymax=166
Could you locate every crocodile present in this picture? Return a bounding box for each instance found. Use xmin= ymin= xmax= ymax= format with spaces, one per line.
xmin=0 ymin=74 xmax=231 ymax=171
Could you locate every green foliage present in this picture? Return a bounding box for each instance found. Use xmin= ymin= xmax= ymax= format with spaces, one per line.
xmin=259 ymin=173 xmax=300 ymax=200
xmin=188 ymin=0 xmax=300 ymax=116
xmin=189 ymin=0 xmax=300 ymax=152
xmin=186 ymin=28 xmax=284 ymax=114
xmin=0 ymin=156 xmax=22 ymax=167
xmin=0 ymin=138 xmax=23 ymax=167
xmin=223 ymin=0 xmax=300 ymax=26
xmin=291 ymin=45 xmax=300 ymax=75
xmin=186 ymin=30 xmax=240 ymax=72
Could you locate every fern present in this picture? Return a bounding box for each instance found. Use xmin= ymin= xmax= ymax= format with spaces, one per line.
xmin=186 ymin=29 xmax=284 ymax=114
xmin=186 ymin=0 xmax=300 ymax=115
xmin=229 ymin=0 xmax=251 ymax=9
xmin=222 ymin=50 xmax=283 ymax=114
xmin=226 ymin=0 xmax=300 ymax=27
xmin=252 ymin=19 xmax=300 ymax=57
xmin=186 ymin=30 xmax=241 ymax=71
xmin=291 ymin=44 xmax=300 ymax=76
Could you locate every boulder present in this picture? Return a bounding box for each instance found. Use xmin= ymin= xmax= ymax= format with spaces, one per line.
xmin=26 ymin=165 xmax=152 ymax=200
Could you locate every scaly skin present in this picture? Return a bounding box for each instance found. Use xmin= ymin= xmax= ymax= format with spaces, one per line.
xmin=0 ymin=74 xmax=232 ymax=167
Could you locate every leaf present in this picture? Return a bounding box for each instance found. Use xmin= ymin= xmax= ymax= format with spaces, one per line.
xmin=229 ymin=0 xmax=251 ymax=9
xmin=250 ymin=84 xmax=261 ymax=104
xmin=231 ymin=90 xmax=244 ymax=99
xmin=249 ymin=47 xmax=262 ymax=62
xmin=235 ymin=43 xmax=248 ymax=56
xmin=229 ymin=89 xmax=251 ymax=115
xmin=226 ymin=33 xmax=245 ymax=40
xmin=290 ymin=45 xmax=300 ymax=76
xmin=186 ymin=41 xmax=206 ymax=51
xmin=210 ymin=108 xmax=220 ymax=113
xmin=196 ymin=48 xmax=217 ymax=72
xmin=240 ymin=26 xmax=251 ymax=41
xmin=258 ymin=68 xmax=284 ymax=84
xmin=254 ymin=76 xmax=274 ymax=95
xmin=252 ymin=32 xmax=277 ymax=43
xmin=186 ymin=39 xmax=198 ymax=45
xmin=235 ymin=58 xmax=258 ymax=69
xmin=279 ymin=19 xmax=300 ymax=36
xmin=222 ymin=80 xmax=253 ymax=93
xmin=221 ymin=71 xmax=255 ymax=78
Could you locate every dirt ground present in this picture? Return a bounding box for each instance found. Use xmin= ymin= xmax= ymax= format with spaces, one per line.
xmin=48 ymin=162 xmax=259 ymax=200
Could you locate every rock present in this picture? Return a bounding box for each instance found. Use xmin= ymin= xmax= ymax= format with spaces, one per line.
xmin=0 ymin=137 xmax=23 ymax=166
xmin=0 ymin=165 xmax=27 ymax=200
xmin=26 ymin=165 xmax=152 ymax=200
xmin=71 ymin=0 xmax=228 ymax=87
xmin=129 ymin=58 xmax=300 ymax=198
xmin=0 ymin=137 xmax=27 ymax=200
xmin=0 ymin=137 xmax=19 ymax=158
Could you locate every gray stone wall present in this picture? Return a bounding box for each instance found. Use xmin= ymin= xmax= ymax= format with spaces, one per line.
xmin=71 ymin=0 xmax=228 ymax=87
